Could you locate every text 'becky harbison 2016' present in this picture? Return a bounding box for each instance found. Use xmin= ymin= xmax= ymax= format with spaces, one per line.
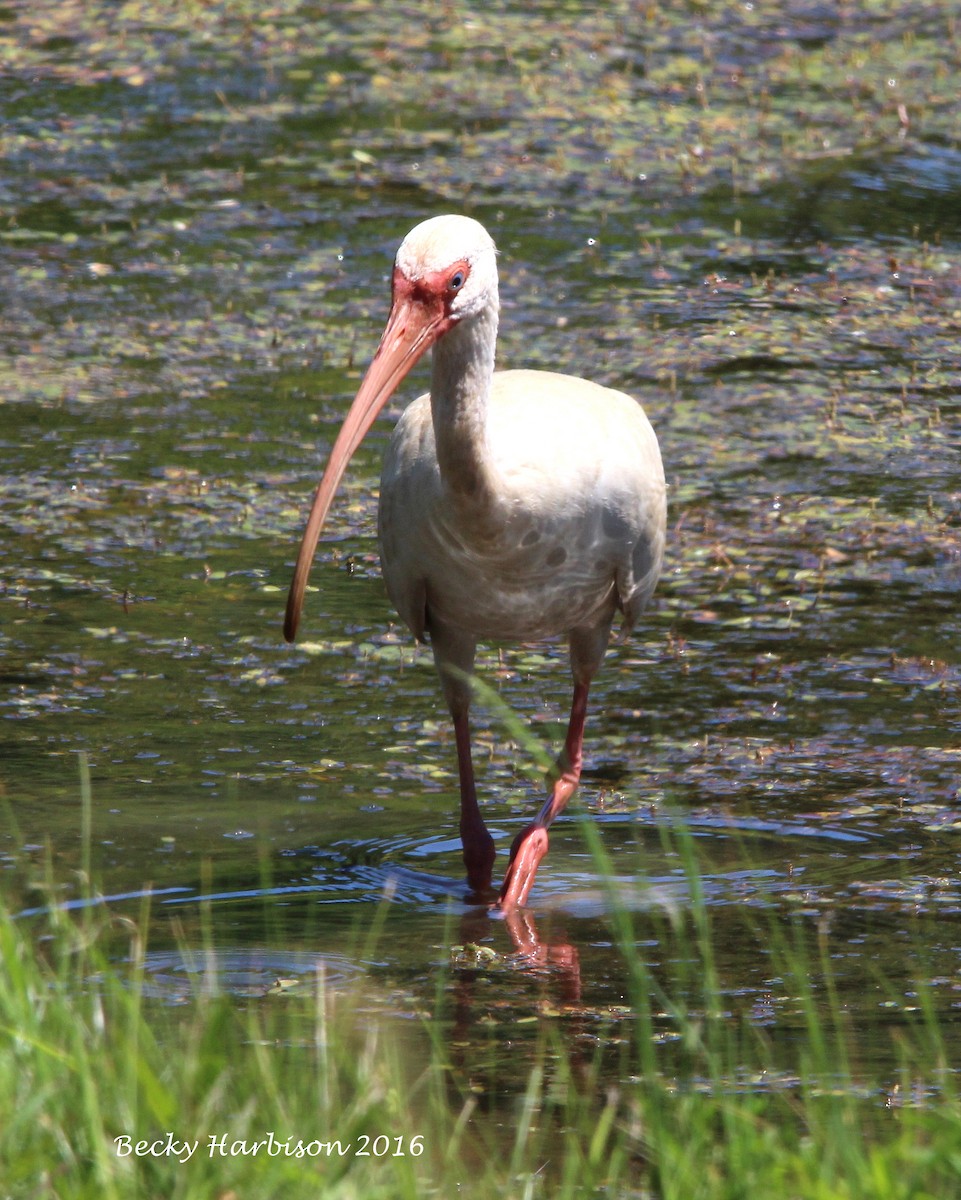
xmin=113 ymin=1132 xmax=425 ymax=1162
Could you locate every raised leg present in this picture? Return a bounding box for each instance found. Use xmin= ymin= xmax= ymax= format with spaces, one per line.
xmin=498 ymin=680 xmax=590 ymax=910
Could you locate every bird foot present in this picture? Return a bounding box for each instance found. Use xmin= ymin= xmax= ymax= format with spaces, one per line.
xmin=495 ymin=823 xmax=549 ymax=911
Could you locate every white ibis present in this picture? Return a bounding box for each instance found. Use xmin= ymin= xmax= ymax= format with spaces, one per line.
xmin=285 ymin=215 xmax=666 ymax=910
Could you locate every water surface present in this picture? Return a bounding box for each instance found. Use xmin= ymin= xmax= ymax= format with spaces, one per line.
xmin=3 ymin=0 xmax=961 ymax=1097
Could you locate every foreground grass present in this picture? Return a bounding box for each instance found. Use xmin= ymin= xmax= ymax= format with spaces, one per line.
xmin=3 ymin=830 xmax=961 ymax=1200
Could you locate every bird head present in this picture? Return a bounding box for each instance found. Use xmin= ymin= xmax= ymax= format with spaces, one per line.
xmin=284 ymin=215 xmax=498 ymax=642
xmin=393 ymin=214 xmax=498 ymax=327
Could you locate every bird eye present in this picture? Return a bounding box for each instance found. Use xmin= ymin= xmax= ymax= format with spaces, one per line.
xmin=448 ymin=269 xmax=466 ymax=291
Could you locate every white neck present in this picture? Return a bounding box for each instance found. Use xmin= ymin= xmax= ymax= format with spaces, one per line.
xmin=429 ymin=302 xmax=499 ymax=510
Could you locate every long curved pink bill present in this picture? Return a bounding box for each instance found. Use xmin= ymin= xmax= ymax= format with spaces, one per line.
xmin=284 ymin=290 xmax=445 ymax=642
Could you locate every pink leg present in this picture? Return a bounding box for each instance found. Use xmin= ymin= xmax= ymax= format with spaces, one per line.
xmin=453 ymin=709 xmax=497 ymax=898
xmin=498 ymin=681 xmax=590 ymax=910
